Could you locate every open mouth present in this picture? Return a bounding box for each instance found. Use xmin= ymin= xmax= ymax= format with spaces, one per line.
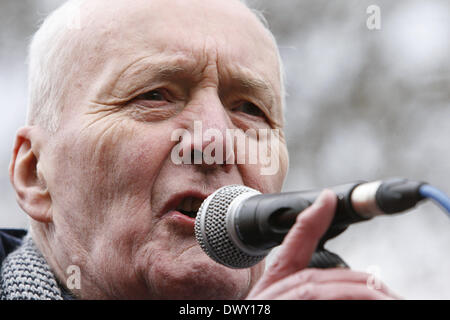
xmin=175 ymin=196 xmax=204 ymax=219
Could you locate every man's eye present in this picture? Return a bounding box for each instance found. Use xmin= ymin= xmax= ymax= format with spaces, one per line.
xmin=233 ymin=102 xmax=265 ymax=118
xmin=136 ymin=89 xmax=167 ymax=101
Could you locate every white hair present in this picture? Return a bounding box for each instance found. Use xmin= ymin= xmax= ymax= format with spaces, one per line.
xmin=27 ymin=0 xmax=83 ymax=132
xmin=26 ymin=0 xmax=286 ymax=132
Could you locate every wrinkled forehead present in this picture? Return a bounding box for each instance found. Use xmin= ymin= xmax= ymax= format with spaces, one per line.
xmin=79 ymin=0 xmax=279 ymax=70
xmin=62 ymin=0 xmax=283 ymax=121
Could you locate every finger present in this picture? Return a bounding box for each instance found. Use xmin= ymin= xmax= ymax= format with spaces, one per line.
xmin=248 ymin=189 xmax=337 ymax=294
xmin=275 ymin=281 xmax=396 ymax=300
xmin=273 ymin=189 xmax=337 ymax=273
xmin=249 ymin=268 xmax=399 ymax=300
xmin=250 ymin=268 xmax=370 ymax=299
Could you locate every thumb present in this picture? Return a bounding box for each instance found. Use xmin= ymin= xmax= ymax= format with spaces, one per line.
xmin=250 ymin=189 xmax=337 ymax=293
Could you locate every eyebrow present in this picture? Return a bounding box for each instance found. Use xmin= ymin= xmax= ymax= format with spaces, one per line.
xmin=224 ymin=63 xmax=274 ymax=96
xmin=107 ymin=55 xmax=196 ymax=98
xmin=154 ymin=64 xmax=188 ymax=79
xmin=106 ymin=54 xmax=277 ymax=111
xmin=226 ymin=70 xmax=277 ymax=112
xmin=235 ymin=76 xmax=271 ymax=91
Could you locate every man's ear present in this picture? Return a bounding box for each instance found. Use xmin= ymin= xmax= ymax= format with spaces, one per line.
xmin=9 ymin=126 xmax=52 ymax=223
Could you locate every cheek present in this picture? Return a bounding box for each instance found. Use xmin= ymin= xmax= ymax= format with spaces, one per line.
xmin=238 ymin=138 xmax=289 ymax=194
xmin=80 ymin=121 xmax=177 ymax=194
xmin=48 ymin=120 xmax=179 ymax=234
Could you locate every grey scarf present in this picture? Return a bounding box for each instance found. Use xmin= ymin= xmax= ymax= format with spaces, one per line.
xmin=0 ymin=235 xmax=65 ymax=300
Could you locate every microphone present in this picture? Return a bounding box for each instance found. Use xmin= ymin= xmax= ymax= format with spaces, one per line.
xmin=194 ymin=178 xmax=426 ymax=269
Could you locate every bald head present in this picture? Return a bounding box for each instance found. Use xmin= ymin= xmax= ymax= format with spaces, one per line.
xmin=27 ymin=0 xmax=285 ymax=132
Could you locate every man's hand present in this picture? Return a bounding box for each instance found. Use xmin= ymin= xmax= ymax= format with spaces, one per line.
xmin=246 ymin=189 xmax=400 ymax=300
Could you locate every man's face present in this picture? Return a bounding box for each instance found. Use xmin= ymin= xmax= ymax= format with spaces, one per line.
xmin=42 ymin=0 xmax=288 ymax=299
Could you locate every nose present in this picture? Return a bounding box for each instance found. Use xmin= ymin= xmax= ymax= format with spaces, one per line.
xmin=178 ymin=89 xmax=234 ymax=172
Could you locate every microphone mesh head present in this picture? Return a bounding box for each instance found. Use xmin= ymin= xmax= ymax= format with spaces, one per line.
xmin=195 ymin=184 xmax=266 ymax=269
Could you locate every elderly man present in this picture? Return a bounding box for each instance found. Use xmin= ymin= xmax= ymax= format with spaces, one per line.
xmin=1 ymin=0 xmax=398 ymax=299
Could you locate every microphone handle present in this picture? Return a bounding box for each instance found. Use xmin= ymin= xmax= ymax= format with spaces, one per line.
xmin=308 ymin=249 xmax=350 ymax=269
xmin=234 ymin=181 xmax=367 ymax=252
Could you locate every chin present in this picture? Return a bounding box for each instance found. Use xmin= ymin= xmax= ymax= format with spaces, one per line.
xmin=145 ymin=256 xmax=253 ymax=300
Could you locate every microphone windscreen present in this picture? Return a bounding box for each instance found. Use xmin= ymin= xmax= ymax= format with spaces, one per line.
xmin=194 ymin=184 xmax=265 ymax=268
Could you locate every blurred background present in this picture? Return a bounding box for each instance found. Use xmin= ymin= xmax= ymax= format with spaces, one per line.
xmin=0 ymin=0 xmax=449 ymax=299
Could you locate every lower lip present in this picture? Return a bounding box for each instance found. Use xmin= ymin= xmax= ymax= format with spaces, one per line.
xmin=166 ymin=210 xmax=196 ymax=227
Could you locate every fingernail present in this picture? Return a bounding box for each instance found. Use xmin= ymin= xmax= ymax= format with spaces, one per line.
xmin=313 ymin=189 xmax=331 ymax=208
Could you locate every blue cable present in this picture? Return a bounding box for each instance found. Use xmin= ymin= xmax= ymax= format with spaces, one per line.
xmin=419 ymin=184 xmax=450 ymax=216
